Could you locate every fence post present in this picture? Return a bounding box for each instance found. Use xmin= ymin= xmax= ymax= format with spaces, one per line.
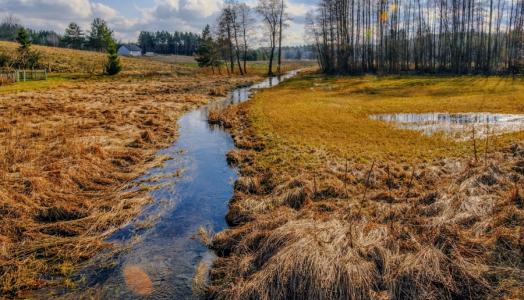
xmin=23 ymin=70 xmax=26 ymax=82
xmin=45 ymin=69 xmax=48 ymax=80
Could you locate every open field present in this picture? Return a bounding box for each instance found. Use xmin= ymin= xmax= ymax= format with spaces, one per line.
xmin=249 ymin=75 xmax=524 ymax=165
xmin=0 ymin=42 xmax=272 ymax=296
xmin=140 ymin=54 xmax=196 ymax=65
xmin=0 ymin=41 xmax=315 ymax=78
xmin=0 ymin=41 xmax=176 ymax=75
xmin=206 ymin=74 xmax=524 ymax=299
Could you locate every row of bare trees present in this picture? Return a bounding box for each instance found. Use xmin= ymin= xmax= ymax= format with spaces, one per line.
xmin=211 ymin=0 xmax=288 ymax=76
xmin=307 ymin=0 xmax=524 ymax=74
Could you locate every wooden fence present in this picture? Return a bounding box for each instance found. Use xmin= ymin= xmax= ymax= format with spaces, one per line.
xmin=0 ymin=71 xmax=16 ymax=84
xmin=0 ymin=69 xmax=48 ymax=84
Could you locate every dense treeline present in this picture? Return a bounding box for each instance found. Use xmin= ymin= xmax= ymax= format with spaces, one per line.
xmin=0 ymin=16 xmax=60 ymax=47
xmin=1 ymin=18 xmax=121 ymax=75
xmin=0 ymin=16 xmax=202 ymax=56
xmin=308 ymin=0 xmax=524 ymax=74
xmin=137 ymin=31 xmax=200 ymax=55
xmin=1 ymin=17 xmax=117 ymax=52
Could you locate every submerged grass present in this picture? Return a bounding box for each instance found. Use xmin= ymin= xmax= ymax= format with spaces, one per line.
xmin=205 ymin=73 xmax=524 ymax=299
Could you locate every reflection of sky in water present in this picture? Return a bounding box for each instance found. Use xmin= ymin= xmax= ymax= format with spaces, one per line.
xmin=62 ymin=71 xmax=299 ymax=299
xmin=371 ymin=113 xmax=524 ymax=140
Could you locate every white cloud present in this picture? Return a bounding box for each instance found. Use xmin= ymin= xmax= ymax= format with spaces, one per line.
xmin=0 ymin=0 xmax=308 ymax=45
xmin=287 ymin=1 xmax=313 ymax=17
xmin=0 ymin=0 xmax=92 ymax=19
xmin=182 ymin=0 xmax=221 ymax=18
xmin=91 ymin=2 xmax=118 ymax=20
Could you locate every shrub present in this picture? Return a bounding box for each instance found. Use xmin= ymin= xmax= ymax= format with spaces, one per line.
xmin=105 ymin=41 xmax=122 ymax=75
xmin=13 ymin=28 xmax=41 ymax=69
xmin=0 ymin=52 xmax=12 ymax=68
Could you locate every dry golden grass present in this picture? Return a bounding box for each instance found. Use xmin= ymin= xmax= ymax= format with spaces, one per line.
xmin=0 ymin=54 xmax=262 ymax=296
xmin=0 ymin=41 xmax=175 ymax=74
xmin=0 ymin=41 xmax=312 ymax=77
xmin=205 ymin=74 xmax=524 ymax=299
xmin=249 ymin=74 xmax=524 ymax=167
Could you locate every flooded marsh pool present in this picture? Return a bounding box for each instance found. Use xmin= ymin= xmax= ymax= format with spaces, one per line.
xmin=370 ymin=112 xmax=524 ymax=140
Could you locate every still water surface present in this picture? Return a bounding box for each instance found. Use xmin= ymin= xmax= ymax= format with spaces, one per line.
xmin=371 ymin=112 xmax=524 ymax=139
xmin=69 ymin=71 xmax=298 ymax=299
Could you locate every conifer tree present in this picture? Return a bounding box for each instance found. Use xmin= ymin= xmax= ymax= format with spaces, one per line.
xmin=16 ymin=28 xmax=31 ymax=50
xmin=62 ymin=23 xmax=84 ymax=49
xmin=105 ymin=39 xmax=122 ymax=75
xmin=195 ymin=25 xmax=221 ymax=72
xmin=15 ymin=28 xmax=40 ymax=69
xmin=196 ymin=25 xmax=213 ymax=67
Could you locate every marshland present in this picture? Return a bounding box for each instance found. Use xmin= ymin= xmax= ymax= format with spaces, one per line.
xmin=206 ymin=74 xmax=524 ymax=299
xmin=1 ymin=0 xmax=524 ymax=299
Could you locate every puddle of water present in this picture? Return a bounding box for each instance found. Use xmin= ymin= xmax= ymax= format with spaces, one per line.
xmin=370 ymin=112 xmax=524 ymax=140
xmin=57 ymin=71 xmax=298 ymax=299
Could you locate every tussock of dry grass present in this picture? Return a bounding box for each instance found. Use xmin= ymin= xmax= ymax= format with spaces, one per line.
xmin=0 ymin=64 xmax=260 ymax=296
xmin=204 ymin=75 xmax=524 ymax=299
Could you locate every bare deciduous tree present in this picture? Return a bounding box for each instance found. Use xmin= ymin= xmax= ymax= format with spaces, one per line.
xmin=308 ymin=0 xmax=524 ymax=75
xmin=257 ymin=0 xmax=283 ymax=75
xmin=238 ymin=3 xmax=254 ymax=73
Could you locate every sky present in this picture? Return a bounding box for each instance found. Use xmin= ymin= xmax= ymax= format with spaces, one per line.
xmin=0 ymin=0 xmax=317 ymax=46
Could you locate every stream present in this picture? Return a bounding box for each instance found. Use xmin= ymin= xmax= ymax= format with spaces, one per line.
xmin=70 ymin=71 xmax=298 ymax=299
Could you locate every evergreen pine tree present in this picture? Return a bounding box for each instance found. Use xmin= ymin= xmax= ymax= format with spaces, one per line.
xmin=195 ymin=25 xmax=221 ymax=72
xmin=195 ymin=25 xmax=213 ymax=68
xmin=62 ymin=23 xmax=84 ymax=49
xmin=15 ymin=28 xmax=40 ymax=69
xmin=16 ymin=28 xmax=31 ymax=50
xmin=88 ymin=18 xmax=111 ymax=51
xmin=105 ymin=39 xmax=122 ymax=75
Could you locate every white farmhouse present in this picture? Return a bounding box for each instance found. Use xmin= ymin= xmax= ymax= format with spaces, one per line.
xmin=117 ymin=44 xmax=143 ymax=57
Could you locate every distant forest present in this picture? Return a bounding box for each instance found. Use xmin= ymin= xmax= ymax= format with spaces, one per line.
xmin=0 ymin=16 xmax=202 ymax=55
xmin=308 ymin=0 xmax=524 ymax=74
xmin=0 ymin=16 xmax=61 ymax=47
xmin=138 ymin=30 xmax=314 ymax=60
xmin=137 ymin=31 xmax=199 ymax=56
xmin=0 ymin=15 xmax=313 ymax=62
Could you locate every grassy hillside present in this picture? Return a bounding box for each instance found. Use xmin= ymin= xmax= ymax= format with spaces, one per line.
xmin=0 ymin=41 xmax=315 ymax=76
xmin=0 ymin=41 xmax=175 ymax=74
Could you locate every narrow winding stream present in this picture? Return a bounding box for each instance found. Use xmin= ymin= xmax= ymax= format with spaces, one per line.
xmin=74 ymin=71 xmax=298 ymax=299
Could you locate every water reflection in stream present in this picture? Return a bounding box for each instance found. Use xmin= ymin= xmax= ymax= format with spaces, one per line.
xmin=68 ymin=71 xmax=298 ymax=299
